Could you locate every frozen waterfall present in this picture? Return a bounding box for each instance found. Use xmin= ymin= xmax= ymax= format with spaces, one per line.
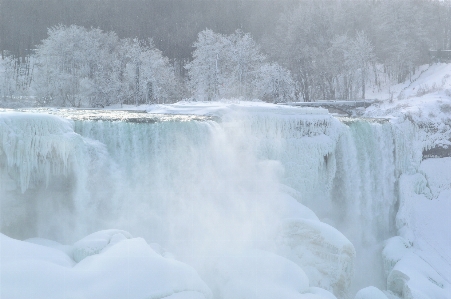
xmin=0 ymin=106 xmax=448 ymax=299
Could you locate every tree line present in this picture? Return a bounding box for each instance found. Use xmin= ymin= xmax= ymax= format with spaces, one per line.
xmin=1 ymin=0 xmax=451 ymax=106
xmin=1 ymin=25 xmax=181 ymax=107
xmin=1 ymin=25 xmax=295 ymax=106
xmin=264 ymin=0 xmax=451 ymax=101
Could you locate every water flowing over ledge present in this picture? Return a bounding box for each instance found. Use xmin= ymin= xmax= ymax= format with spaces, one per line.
xmin=1 ymin=106 xmax=449 ymax=299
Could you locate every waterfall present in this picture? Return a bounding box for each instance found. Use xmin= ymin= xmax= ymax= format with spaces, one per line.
xmin=0 ymin=106 xmax=438 ymax=298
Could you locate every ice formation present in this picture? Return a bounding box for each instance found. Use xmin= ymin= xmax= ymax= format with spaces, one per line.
xmin=277 ymin=218 xmax=355 ymax=298
xmin=1 ymin=101 xmax=450 ymax=299
xmin=0 ymin=112 xmax=82 ymax=193
xmin=0 ymin=112 xmax=117 ymax=241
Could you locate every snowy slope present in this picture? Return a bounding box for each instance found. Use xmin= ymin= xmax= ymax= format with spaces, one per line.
xmin=364 ymin=63 xmax=451 ymax=137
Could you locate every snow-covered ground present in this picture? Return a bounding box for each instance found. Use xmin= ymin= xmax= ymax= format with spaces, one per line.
xmin=365 ymin=63 xmax=451 ymax=127
xmin=1 ymin=64 xmax=451 ymax=299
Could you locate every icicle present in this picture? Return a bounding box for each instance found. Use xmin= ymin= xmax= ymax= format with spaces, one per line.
xmin=0 ymin=112 xmax=83 ymax=193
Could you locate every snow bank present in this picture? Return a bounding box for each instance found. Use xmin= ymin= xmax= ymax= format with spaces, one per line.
xmin=387 ymin=252 xmax=449 ymax=299
xmin=419 ymin=158 xmax=451 ymax=199
xmin=0 ymin=231 xmax=212 ymax=299
xmin=25 ymin=237 xmax=74 ymax=257
xmin=386 ymin=156 xmax=451 ymax=299
xmin=354 ymin=286 xmax=388 ymax=299
xmin=3 ymin=227 xmax=348 ymax=299
xmin=382 ymin=236 xmax=411 ymax=277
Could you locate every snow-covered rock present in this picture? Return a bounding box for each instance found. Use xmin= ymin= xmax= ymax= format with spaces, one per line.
xmin=277 ymin=218 xmax=356 ymax=298
xmin=387 ymin=252 xmax=449 ymax=299
xmin=0 ymin=231 xmax=212 ymax=299
xmin=382 ymin=236 xmax=411 ymax=277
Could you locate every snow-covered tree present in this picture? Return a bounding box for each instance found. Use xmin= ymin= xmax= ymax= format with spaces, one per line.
xmin=33 ymin=25 xmax=179 ymax=107
xmin=186 ymin=29 xmax=267 ymax=100
xmin=88 ymin=31 xmax=123 ymax=107
xmin=34 ymin=25 xmax=114 ymax=106
xmin=254 ymin=62 xmax=295 ymax=103
xmin=0 ymin=56 xmax=17 ymax=100
xmin=346 ymin=31 xmax=375 ymax=99
xmin=372 ymin=1 xmax=433 ymax=83
xmin=120 ymin=38 xmax=180 ymax=105
xmin=0 ymin=54 xmax=35 ymax=102
xmin=328 ymin=34 xmax=355 ymax=100
xmin=185 ymin=29 xmax=229 ymax=101
xmin=227 ymin=30 xmax=265 ymax=98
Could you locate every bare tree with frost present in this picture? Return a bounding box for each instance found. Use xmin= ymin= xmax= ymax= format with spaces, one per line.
xmin=346 ymin=31 xmax=375 ymax=99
